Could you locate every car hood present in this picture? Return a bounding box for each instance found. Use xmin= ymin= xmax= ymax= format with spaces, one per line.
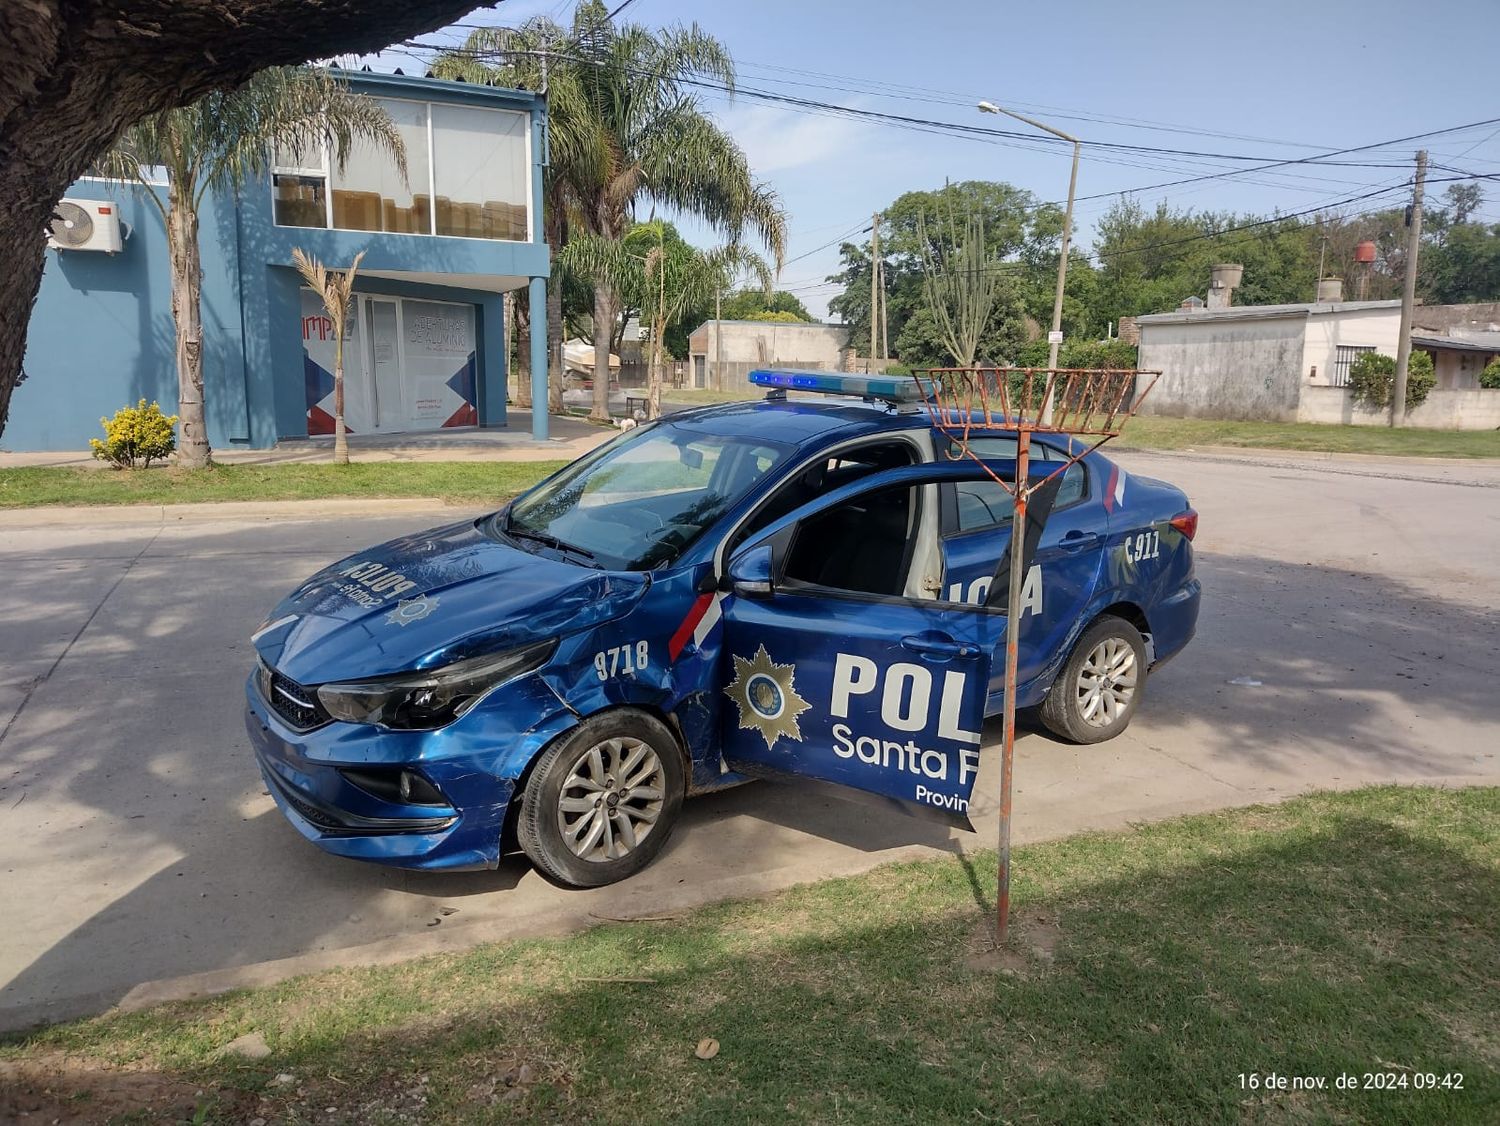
xmin=253 ymin=518 xmax=648 ymax=685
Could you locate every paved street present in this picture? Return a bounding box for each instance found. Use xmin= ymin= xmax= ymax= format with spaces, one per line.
xmin=2 ymin=449 xmax=1498 ymax=1030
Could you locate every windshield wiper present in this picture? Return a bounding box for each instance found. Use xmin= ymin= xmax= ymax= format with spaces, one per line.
xmin=505 ymin=524 xmax=598 ymax=562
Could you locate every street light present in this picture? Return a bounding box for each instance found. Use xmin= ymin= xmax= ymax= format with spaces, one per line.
xmin=978 ymin=99 xmax=1081 ymax=414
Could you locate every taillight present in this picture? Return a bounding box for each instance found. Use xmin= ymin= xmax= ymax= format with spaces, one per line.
xmin=1170 ymin=509 xmax=1198 ymax=541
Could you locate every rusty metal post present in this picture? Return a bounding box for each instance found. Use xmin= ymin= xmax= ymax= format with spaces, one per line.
xmin=997 ymin=427 xmax=1030 ymax=943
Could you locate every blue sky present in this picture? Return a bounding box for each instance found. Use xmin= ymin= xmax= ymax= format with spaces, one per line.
xmin=362 ymin=0 xmax=1500 ymax=317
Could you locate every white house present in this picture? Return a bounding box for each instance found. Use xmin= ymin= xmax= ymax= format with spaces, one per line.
xmin=686 ymin=320 xmax=850 ymax=390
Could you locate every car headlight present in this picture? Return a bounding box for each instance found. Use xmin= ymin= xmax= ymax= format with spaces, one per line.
xmin=316 ymin=640 xmax=556 ymax=730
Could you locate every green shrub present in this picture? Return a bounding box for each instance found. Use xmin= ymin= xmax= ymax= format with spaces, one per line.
xmin=881 ymin=362 xmax=912 ymax=377
xmin=1348 ymin=350 xmax=1434 ymax=411
xmin=90 ymin=399 xmax=178 ymax=469
xmin=1480 ymin=358 xmax=1500 ymax=390
xmin=1011 ymin=337 xmax=1138 ymax=370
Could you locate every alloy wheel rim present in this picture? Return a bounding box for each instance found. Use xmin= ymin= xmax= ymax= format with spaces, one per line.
xmin=557 ymin=736 xmax=665 ymax=862
xmin=1076 ymin=638 xmax=1138 ymax=728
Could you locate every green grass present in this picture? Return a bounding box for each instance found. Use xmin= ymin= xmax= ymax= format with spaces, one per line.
xmin=0 ymin=461 xmax=567 ymax=509
xmin=1118 ymin=415 xmax=1500 ymax=458
xmin=4 ymin=786 xmax=1496 ymax=1124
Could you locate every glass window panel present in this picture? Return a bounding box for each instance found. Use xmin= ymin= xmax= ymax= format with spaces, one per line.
xmin=330 ymin=98 xmax=431 ymax=235
xmin=274 ymin=141 xmax=326 ymax=173
xmin=273 ymin=173 xmax=328 ymax=228
xmin=430 ymin=104 xmax=529 ymax=241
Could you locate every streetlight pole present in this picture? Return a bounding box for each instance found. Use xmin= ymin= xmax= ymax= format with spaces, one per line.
xmin=978 ymin=100 xmax=1080 ymax=422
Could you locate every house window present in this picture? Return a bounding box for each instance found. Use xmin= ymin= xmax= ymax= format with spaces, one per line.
xmin=329 ymin=99 xmax=432 ymax=234
xmin=272 ymin=141 xmax=330 ymax=228
xmin=270 ymin=95 xmax=531 ymax=242
xmin=430 ymin=103 xmax=530 ymax=241
xmin=1332 ymin=345 xmax=1375 ymax=387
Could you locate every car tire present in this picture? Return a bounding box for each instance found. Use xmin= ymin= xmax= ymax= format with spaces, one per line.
xmin=1039 ymin=615 xmax=1148 ymax=745
xmin=517 ymin=709 xmax=685 ymax=888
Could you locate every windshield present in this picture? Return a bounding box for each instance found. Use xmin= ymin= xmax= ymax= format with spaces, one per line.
xmin=501 ymin=422 xmax=793 ymax=570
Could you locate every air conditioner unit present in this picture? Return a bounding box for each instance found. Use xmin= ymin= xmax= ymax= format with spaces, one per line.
xmin=47 ymin=199 xmax=124 ymax=253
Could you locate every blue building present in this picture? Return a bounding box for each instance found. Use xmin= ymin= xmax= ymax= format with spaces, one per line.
xmin=10 ymin=71 xmax=552 ymax=452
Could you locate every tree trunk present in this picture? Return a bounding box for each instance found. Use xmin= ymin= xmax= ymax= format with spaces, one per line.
xmin=513 ymin=288 xmax=532 ymax=408
xmin=591 ymin=284 xmax=614 ymax=423
xmin=166 ymin=184 xmax=212 ymax=468
xmin=647 ymin=316 xmax=665 ymax=420
xmin=0 ymin=176 xmax=50 ymax=440
xmin=332 ymin=330 xmax=349 ymax=465
xmin=546 ymin=276 xmax=565 ymax=414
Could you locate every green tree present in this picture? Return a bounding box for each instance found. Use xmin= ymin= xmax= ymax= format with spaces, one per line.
xmin=432 ymin=12 xmax=608 ymax=413
xmin=97 ymin=68 xmax=403 ymax=468
xmin=476 ymin=1 xmax=785 ymax=422
xmin=562 ymin=220 xmax=769 ymax=418
xmin=720 ymin=288 xmax=814 ymax=321
xmin=829 ymin=180 xmax=1058 ymax=364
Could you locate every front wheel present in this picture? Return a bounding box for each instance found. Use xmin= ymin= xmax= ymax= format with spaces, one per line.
xmin=517 ymin=710 xmax=685 ymax=887
xmin=1039 ymin=616 xmax=1148 ymax=745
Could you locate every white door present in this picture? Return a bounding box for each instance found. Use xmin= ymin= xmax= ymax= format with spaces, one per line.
xmin=364 ymin=298 xmax=403 ymax=431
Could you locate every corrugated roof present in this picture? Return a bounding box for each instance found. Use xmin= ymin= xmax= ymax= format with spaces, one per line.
xmin=1136 ymin=299 xmax=1402 ymax=325
xmin=1412 ymin=333 xmax=1500 ymax=353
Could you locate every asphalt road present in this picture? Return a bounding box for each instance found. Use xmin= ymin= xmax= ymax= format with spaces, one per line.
xmin=2 ymin=448 xmax=1498 ymax=1030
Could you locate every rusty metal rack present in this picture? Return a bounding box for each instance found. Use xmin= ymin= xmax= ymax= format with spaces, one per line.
xmin=914 ymin=366 xmax=1160 ymax=943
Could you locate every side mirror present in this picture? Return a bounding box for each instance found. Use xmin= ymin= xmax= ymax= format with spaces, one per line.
xmin=726 ymin=543 xmax=774 ymax=598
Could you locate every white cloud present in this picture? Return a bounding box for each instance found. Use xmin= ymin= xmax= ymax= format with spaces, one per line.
xmin=719 ymin=103 xmax=873 ymax=175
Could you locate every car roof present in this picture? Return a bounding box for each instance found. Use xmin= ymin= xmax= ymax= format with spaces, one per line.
xmin=664 ymin=397 xmax=918 ymax=443
xmin=666 ymin=396 xmax=1103 ymax=460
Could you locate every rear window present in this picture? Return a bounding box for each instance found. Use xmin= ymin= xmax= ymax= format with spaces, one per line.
xmin=951 ymin=439 xmax=1086 ymax=533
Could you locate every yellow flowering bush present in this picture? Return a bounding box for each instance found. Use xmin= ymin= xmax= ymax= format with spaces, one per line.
xmin=89 ymin=399 xmax=179 ymax=469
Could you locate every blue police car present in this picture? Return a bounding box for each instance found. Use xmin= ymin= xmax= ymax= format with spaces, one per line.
xmin=247 ymin=371 xmax=1200 ymax=886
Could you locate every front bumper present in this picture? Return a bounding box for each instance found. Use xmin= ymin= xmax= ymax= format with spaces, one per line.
xmin=244 ymin=675 xmax=514 ymax=871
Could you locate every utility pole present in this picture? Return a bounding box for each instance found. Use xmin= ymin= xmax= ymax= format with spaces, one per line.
xmin=1391 ymin=150 xmax=1427 ymax=427
xmin=870 ymin=212 xmax=881 ymax=370
xmin=978 ymin=100 xmax=1080 ymax=422
xmin=713 ymin=285 xmax=723 ymax=392
xmin=878 ymin=252 xmax=889 ymax=362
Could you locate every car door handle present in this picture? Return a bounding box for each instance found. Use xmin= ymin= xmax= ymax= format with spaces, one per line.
xmin=1059 ymin=531 xmax=1102 ymax=552
xmin=901 ymin=635 xmax=981 ymax=660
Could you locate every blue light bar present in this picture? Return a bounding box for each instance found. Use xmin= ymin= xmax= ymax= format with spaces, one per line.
xmin=749 ymin=369 xmax=926 ymax=403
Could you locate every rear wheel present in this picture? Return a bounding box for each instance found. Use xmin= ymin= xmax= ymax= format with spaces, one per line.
xmin=518 ymin=710 xmax=685 ymax=887
xmin=1039 ymin=616 xmax=1147 ymax=744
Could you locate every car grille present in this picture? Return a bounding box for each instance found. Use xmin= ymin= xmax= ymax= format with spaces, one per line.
xmin=276 ymin=781 xmax=350 ymax=833
xmin=259 ymin=662 xmax=330 ymax=731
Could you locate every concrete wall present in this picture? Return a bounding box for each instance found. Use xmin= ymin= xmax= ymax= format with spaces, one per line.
xmin=1302 ymin=306 xmax=1403 ymax=386
xmin=12 ymin=179 xmax=252 ymax=453
xmin=1298 ymin=385 xmax=1500 ymax=429
xmin=687 ymin=321 xmax=849 ymax=390
xmin=1136 ymin=314 xmax=1307 ymax=420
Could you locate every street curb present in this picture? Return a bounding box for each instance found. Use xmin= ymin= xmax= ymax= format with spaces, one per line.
xmin=0 ymin=497 xmax=474 ymax=528
xmin=3 ymin=774 xmax=1495 ymax=1034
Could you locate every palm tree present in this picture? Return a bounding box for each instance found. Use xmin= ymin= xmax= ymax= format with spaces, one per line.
xmin=562 ymin=220 xmax=769 ymax=419
xmin=434 ymin=1 xmax=786 ymax=423
xmin=292 ymin=249 xmax=365 ymax=465
xmin=431 ymin=17 xmax=595 ymax=416
xmin=97 ymin=68 xmax=404 ymax=468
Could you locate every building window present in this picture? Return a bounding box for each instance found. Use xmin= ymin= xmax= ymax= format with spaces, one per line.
xmin=430 ymin=103 xmax=530 ymax=241
xmin=330 ymin=98 xmax=432 ymax=234
xmin=1332 ymin=345 xmax=1375 ymax=387
xmin=271 ymin=95 xmax=531 ymax=242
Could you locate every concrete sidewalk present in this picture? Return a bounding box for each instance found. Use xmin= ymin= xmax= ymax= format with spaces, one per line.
xmin=0 ymin=407 xmax=615 ymax=469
